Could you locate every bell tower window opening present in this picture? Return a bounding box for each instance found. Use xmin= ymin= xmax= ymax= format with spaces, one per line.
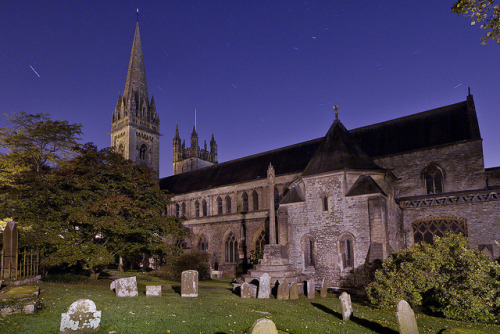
xmin=139 ymin=144 xmax=148 ymax=160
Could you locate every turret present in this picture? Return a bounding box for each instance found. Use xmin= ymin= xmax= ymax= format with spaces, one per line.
xmin=173 ymin=124 xmax=182 ymax=162
xmin=191 ymin=126 xmax=199 ymax=153
xmin=210 ymin=134 xmax=218 ymax=163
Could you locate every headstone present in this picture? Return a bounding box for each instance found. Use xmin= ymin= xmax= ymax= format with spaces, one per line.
xmin=249 ymin=284 xmax=258 ymax=298
xmin=289 ymin=281 xmax=299 ymax=300
xmin=277 ymin=279 xmax=290 ymax=300
xmin=339 ymin=292 xmax=353 ymax=321
xmin=320 ymin=278 xmax=328 ymax=298
xmin=249 ymin=318 xmax=278 ymax=334
xmin=60 ymin=299 xmax=101 ymax=333
xmin=146 ymin=285 xmax=162 ymax=297
xmin=114 ymin=277 xmax=138 ymax=297
xmin=241 ymin=282 xmax=251 ymax=298
xmin=2 ymin=222 xmax=18 ymax=279
xmin=306 ymin=278 xmax=315 ymax=299
xmin=396 ymin=300 xmax=419 ymax=334
xmin=257 ymin=273 xmax=271 ymax=299
xmin=109 ymin=280 xmax=116 ymax=291
xmin=181 ymin=270 xmax=198 ymax=297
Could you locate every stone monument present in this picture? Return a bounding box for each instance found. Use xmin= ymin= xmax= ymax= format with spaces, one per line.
xmin=249 ymin=318 xmax=278 ymax=334
xmin=146 ymin=285 xmax=162 ymax=297
xmin=60 ymin=299 xmax=101 ymax=333
xmin=241 ymin=282 xmax=251 ymax=298
xmin=257 ymin=273 xmax=271 ymax=299
xmin=113 ymin=277 xmax=138 ymax=297
xmin=396 ymin=300 xmax=419 ymax=334
xmin=339 ymin=292 xmax=353 ymax=321
xmin=289 ymin=281 xmax=299 ymax=300
xmin=181 ymin=270 xmax=198 ymax=297
xmin=306 ymin=278 xmax=315 ymax=299
xmin=320 ymin=278 xmax=328 ymax=298
xmin=277 ymin=279 xmax=290 ymax=300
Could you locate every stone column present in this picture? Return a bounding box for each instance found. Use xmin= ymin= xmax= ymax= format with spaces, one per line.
xmin=267 ymin=163 xmax=276 ymax=244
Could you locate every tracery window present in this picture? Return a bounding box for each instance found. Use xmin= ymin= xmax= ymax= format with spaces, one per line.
xmin=225 ymin=232 xmax=238 ymax=263
xmin=139 ymin=144 xmax=148 ymax=160
xmin=304 ymin=236 xmax=315 ymax=267
xmin=195 ymin=201 xmax=200 ymax=218
xmin=339 ymin=234 xmax=354 ymax=271
xmin=181 ymin=203 xmax=186 ymax=217
xmin=225 ymin=195 xmax=231 ymax=214
xmin=242 ymin=192 xmax=249 ymax=212
xmin=252 ymin=190 xmax=259 ymax=211
xmin=322 ymin=196 xmax=328 ymax=211
xmin=197 ymin=233 xmax=209 ymax=252
xmin=412 ymin=218 xmax=467 ymax=244
xmin=424 ymin=165 xmax=443 ymax=194
xmin=202 ymin=199 xmax=208 ymax=217
xmin=217 ymin=197 xmax=223 ymax=215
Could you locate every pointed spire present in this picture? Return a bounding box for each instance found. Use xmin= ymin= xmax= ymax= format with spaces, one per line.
xmin=174 ymin=124 xmax=180 ymax=139
xmin=123 ymin=21 xmax=148 ymax=110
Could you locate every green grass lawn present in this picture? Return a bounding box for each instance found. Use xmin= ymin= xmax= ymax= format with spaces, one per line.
xmin=1 ymin=272 xmax=499 ymax=334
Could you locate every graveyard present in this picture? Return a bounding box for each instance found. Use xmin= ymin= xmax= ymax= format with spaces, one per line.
xmin=0 ymin=271 xmax=499 ymax=334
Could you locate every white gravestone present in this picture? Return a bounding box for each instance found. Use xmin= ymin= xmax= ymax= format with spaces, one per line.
xmin=60 ymin=299 xmax=101 ymax=333
xmin=257 ymin=273 xmax=271 ymax=299
xmin=114 ymin=277 xmax=138 ymax=297
xmin=339 ymin=291 xmax=353 ymax=321
xmin=181 ymin=270 xmax=199 ymax=297
xmin=250 ymin=318 xmax=278 ymax=334
xmin=146 ymin=285 xmax=162 ymax=297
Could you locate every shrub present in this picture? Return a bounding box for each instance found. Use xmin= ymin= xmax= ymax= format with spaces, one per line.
xmin=366 ymin=233 xmax=500 ymax=323
xmin=155 ymin=251 xmax=211 ymax=281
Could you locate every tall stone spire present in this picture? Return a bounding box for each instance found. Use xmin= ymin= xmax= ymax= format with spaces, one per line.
xmin=123 ymin=21 xmax=149 ymax=109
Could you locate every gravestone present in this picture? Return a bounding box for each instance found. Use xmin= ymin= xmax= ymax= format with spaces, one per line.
xmin=109 ymin=280 xmax=116 ymax=291
xmin=277 ymin=279 xmax=290 ymax=300
xmin=320 ymin=278 xmax=328 ymax=298
xmin=241 ymin=282 xmax=251 ymax=298
xmin=339 ymin=292 xmax=353 ymax=321
xmin=257 ymin=273 xmax=271 ymax=299
xmin=289 ymin=281 xmax=299 ymax=300
xmin=60 ymin=299 xmax=101 ymax=333
xmin=396 ymin=300 xmax=419 ymax=334
xmin=181 ymin=270 xmax=198 ymax=297
xmin=2 ymin=222 xmax=18 ymax=279
xmin=146 ymin=285 xmax=162 ymax=297
xmin=114 ymin=277 xmax=138 ymax=297
xmin=306 ymin=278 xmax=315 ymax=299
xmin=249 ymin=318 xmax=278 ymax=334
xmin=249 ymin=283 xmax=258 ymax=298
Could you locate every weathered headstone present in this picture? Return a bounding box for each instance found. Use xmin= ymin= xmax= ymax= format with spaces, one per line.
xmin=241 ymin=282 xmax=251 ymax=298
xmin=146 ymin=285 xmax=162 ymax=297
xmin=249 ymin=318 xmax=278 ymax=334
xmin=306 ymin=278 xmax=315 ymax=299
xmin=339 ymin=291 xmax=353 ymax=321
xmin=114 ymin=277 xmax=138 ymax=297
xmin=249 ymin=283 xmax=258 ymax=298
xmin=2 ymin=222 xmax=18 ymax=279
xmin=277 ymin=279 xmax=290 ymax=300
xmin=60 ymin=299 xmax=101 ymax=333
xmin=396 ymin=300 xmax=419 ymax=334
xmin=289 ymin=281 xmax=299 ymax=300
xmin=320 ymin=278 xmax=328 ymax=298
xmin=109 ymin=280 xmax=116 ymax=291
xmin=181 ymin=270 xmax=198 ymax=297
xmin=257 ymin=273 xmax=271 ymax=299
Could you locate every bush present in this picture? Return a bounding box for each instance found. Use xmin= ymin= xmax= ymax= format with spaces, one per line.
xmin=366 ymin=234 xmax=500 ymax=323
xmin=155 ymin=251 xmax=211 ymax=281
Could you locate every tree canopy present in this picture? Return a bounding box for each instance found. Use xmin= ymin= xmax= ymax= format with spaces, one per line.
xmin=453 ymin=0 xmax=500 ymax=45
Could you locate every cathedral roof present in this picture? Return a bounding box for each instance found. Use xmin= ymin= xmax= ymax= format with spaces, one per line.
xmin=160 ymin=97 xmax=481 ymax=194
xmin=346 ymin=175 xmax=386 ymax=197
xmin=123 ymin=21 xmax=149 ymax=105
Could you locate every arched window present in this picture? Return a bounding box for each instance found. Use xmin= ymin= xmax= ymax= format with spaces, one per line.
xmin=322 ymin=196 xmax=328 ymax=211
xmin=139 ymin=144 xmax=148 ymax=160
xmin=118 ymin=143 xmax=125 ymax=155
xmin=255 ymin=230 xmax=266 ymax=256
xmin=197 ymin=234 xmax=209 ymax=252
xmin=424 ymin=165 xmax=443 ymax=194
xmin=242 ymin=192 xmax=249 ymax=212
xmin=175 ymin=204 xmax=180 ymax=218
xmin=252 ymin=190 xmax=259 ymax=211
xmin=217 ymin=197 xmax=223 ymax=215
xmin=195 ymin=201 xmax=200 ymax=218
xmin=181 ymin=203 xmax=186 ymax=217
xmin=225 ymin=195 xmax=232 ymax=214
xmin=225 ymin=232 xmax=238 ymax=263
xmin=339 ymin=234 xmax=354 ymax=271
xmin=274 ymin=187 xmax=280 ymax=209
xmin=202 ymin=199 xmax=208 ymax=216
xmin=304 ymin=236 xmax=315 ymax=267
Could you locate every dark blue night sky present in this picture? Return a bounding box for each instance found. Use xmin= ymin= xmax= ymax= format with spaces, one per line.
xmin=1 ymin=1 xmax=499 ymax=177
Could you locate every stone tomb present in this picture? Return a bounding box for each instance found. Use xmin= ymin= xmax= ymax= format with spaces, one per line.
xmin=306 ymin=278 xmax=315 ymax=299
xmin=250 ymin=318 xmax=278 ymax=334
xmin=277 ymin=279 xmax=290 ymax=300
xmin=146 ymin=285 xmax=162 ymax=297
xmin=112 ymin=277 xmax=138 ymax=297
xmin=257 ymin=273 xmax=271 ymax=299
xmin=396 ymin=300 xmax=419 ymax=334
xmin=289 ymin=281 xmax=299 ymax=300
xmin=60 ymin=299 xmax=101 ymax=333
xmin=181 ymin=270 xmax=198 ymax=297
xmin=339 ymin=292 xmax=353 ymax=321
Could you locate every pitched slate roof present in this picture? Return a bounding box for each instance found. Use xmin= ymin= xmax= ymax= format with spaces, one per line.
xmin=160 ymin=97 xmax=481 ymax=194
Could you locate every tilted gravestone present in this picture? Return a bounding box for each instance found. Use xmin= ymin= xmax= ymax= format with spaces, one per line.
xmin=181 ymin=270 xmax=198 ymax=297
xmin=339 ymin=291 xmax=353 ymax=321
xmin=396 ymin=300 xmax=419 ymax=334
xmin=289 ymin=281 xmax=299 ymax=300
xmin=114 ymin=277 xmax=138 ymax=297
xmin=60 ymin=299 xmax=101 ymax=333
xmin=306 ymin=278 xmax=315 ymax=299
xmin=320 ymin=278 xmax=328 ymax=298
xmin=277 ymin=279 xmax=290 ymax=300
xmin=241 ymin=282 xmax=251 ymax=298
xmin=257 ymin=273 xmax=271 ymax=299
xmin=249 ymin=318 xmax=278 ymax=334
xmin=2 ymin=222 xmax=18 ymax=279
xmin=146 ymin=285 xmax=162 ymax=297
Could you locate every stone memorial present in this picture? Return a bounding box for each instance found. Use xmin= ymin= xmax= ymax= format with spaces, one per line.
xmin=249 ymin=283 xmax=258 ymax=298
xmin=320 ymin=278 xmax=328 ymax=298
xmin=277 ymin=279 xmax=290 ymax=300
xmin=306 ymin=278 xmax=315 ymax=299
xmin=257 ymin=273 xmax=271 ymax=299
xmin=396 ymin=300 xmax=419 ymax=334
xmin=2 ymin=222 xmax=18 ymax=279
xmin=60 ymin=299 xmax=101 ymax=333
xmin=109 ymin=280 xmax=116 ymax=291
xmin=146 ymin=285 xmax=162 ymax=297
xmin=249 ymin=318 xmax=278 ymax=334
xmin=181 ymin=270 xmax=198 ymax=297
xmin=241 ymin=282 xmax=251 ymax=298
xmin=289 ymin=281 xmax=299 ymax=300
xmin=114 ymin=277 xmax=138 ymax=297
xmin=339 ymin=291 xmax=353 ymax=321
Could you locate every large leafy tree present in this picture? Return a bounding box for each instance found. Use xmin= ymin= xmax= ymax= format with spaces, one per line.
xmin=453 ymin=0 xmax=500 ymax=45
xmin=1 ymin=144 xmax=186 ymax=279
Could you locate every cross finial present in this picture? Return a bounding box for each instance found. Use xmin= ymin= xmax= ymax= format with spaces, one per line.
xmin=136 ymin=8 xmax=139 ymax=22
xmin=333 ymin=104 xmax=339 ymax=120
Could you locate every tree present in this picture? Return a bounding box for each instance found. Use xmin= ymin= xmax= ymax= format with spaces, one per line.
xmin=366 ymin=234 xmax=500 ymax=323
xmin=1 ymin=144 xmax=186 ymax=279
xmin=453 ymin=0 xmax=500 ymax=45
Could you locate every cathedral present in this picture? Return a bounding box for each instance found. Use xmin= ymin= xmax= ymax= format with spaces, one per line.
xmin=111 ymin=21 xmax=500 ymax=288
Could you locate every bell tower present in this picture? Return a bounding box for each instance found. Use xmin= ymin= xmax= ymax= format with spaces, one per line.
xmin=110 ymin=18 xmax=160 ymax=175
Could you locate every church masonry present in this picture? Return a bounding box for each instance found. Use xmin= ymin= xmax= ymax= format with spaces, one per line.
xmin=112 ymin=21 xmax=500 ymax=289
